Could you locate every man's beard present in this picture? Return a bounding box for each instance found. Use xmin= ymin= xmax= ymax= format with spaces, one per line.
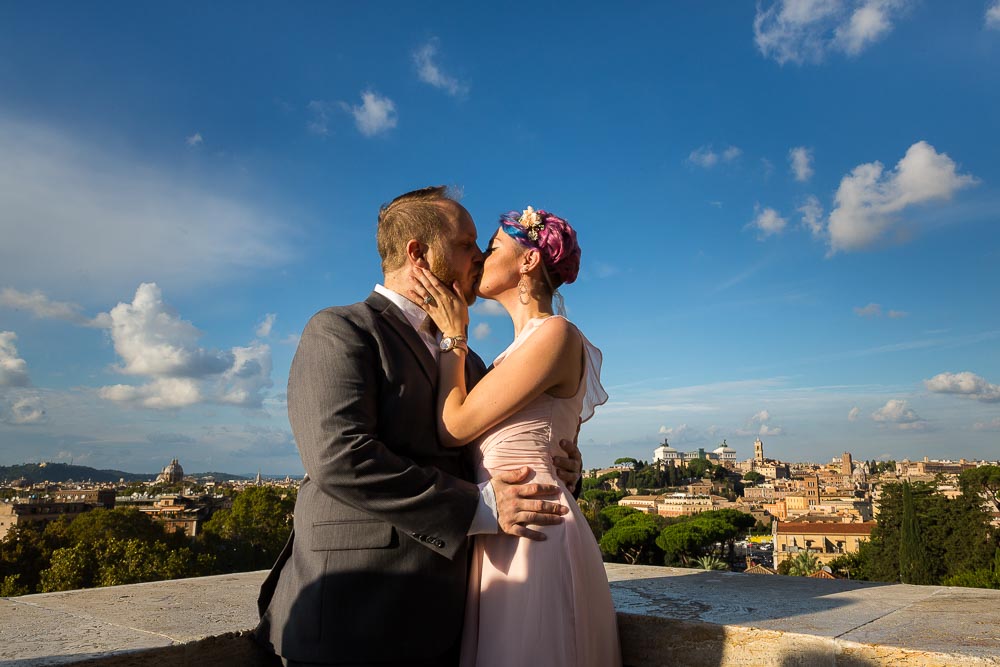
xmin=430 ymin=255 xmax=477 ymax=305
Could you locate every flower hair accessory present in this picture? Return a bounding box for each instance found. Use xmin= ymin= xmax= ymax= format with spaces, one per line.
xmin=520 ymin=206 xmax=545 ymax=242
xmin=498 ymin=205 xmax=582 ymax=317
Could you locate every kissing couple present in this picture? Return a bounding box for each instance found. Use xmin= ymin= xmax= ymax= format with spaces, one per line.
xmin=256 ymin=186 xmax=621 ymax=667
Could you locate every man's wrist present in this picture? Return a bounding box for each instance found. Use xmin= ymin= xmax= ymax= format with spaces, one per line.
xmin=440 ymin=335 xmax=468 ymax=353
xmin=468 ymin=480 xmax=499 ymax=535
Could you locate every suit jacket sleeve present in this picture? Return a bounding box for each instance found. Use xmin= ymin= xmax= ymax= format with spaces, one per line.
xmin=287 ymin=309 xmax=479 ymax=560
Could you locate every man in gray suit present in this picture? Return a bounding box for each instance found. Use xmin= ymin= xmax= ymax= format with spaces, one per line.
xmin=256 ymin=187 xmax=581 ymax=666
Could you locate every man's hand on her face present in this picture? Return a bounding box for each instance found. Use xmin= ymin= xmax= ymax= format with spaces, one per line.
xmin=490 ymin=467 xmax=567 ymax=541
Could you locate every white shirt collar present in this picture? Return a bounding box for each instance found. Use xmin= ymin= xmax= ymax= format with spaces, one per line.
xmin=374 ymin=283 xmax=429 ymax=333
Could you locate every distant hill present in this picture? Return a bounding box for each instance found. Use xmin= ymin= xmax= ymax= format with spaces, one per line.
xmin=0 ymin=463 xmax=251 ymax=485
xmin=0 ymin=463 xmax=151 ymax=484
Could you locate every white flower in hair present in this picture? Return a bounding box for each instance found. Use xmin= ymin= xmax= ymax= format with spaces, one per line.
xmin=520 ymin=206 xmax=544 ymax=242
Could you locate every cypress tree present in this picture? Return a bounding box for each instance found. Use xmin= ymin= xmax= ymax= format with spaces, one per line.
xmin=899 ymin=481 xmax=932 ymax=584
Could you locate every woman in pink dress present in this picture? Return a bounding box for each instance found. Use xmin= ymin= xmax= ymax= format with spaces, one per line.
xmin=411 ymin=207 xmax=621 ymax=667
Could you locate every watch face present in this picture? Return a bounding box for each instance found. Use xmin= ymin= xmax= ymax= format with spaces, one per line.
xmin=440 ymin=337 xmax=453 ymax=352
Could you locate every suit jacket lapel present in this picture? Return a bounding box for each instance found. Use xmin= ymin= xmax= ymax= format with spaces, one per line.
xmin=365 ymin=291 xmax=437 ymax=385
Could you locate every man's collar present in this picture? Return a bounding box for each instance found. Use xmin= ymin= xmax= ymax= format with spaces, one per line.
xmin=374 ymin=284 xmax=429 ymax=333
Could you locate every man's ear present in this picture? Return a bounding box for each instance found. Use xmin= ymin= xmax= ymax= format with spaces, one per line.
xmin=405 ymin=239 xmax=430 ymax=268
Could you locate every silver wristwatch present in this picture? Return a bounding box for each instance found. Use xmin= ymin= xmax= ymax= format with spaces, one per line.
xmin=439 ymin=335 xmax=468 ymax=353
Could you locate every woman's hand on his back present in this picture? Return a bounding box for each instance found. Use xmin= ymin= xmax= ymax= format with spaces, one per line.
xmin=410 ymin=267 xmax=469 ymax=337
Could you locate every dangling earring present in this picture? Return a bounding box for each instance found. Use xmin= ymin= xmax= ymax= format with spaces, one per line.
xmin=518 ymin=273 xmax=530 ymax=305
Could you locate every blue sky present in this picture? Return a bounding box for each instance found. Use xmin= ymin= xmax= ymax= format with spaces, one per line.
xmin=1 ymin=2 xmax=998 ymax=475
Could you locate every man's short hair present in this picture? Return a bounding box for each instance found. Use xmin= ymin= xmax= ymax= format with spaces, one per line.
xmin=376 ymin=186 xmax=457 ymax=273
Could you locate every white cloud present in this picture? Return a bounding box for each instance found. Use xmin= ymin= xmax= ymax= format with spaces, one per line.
xmin=97 ymin=283 xmax=273 ymax=410
xmin=835 ymin=0 xmax=901 ymax=55
xmin=472 ymin=322 xmax=491 ymax=340
xmin=872 ymin=398 xmax=926 ymax=429
xmin=759 ymin=424 xmax=785 ymax=436
xmin=657 ymin=423 xmax=693 ymax=444
xmin=413 ymin=39 xmax=468 ymax=97
xmin=688 ymin=145 xmax=741 ymax=168
xmin=217 ymin=342 xmax=273 ymax=407
xmin=827 ymin=141 xmax=977 ymax=253
xmin=256 ymin=313 xmax=276 ymax=338
xmin=722 ymin=146 xmax=743 ymax=162
xmin=0 ymin=391 xmax=47 ymax=424
xmin=307 ymin=101 xmax=336 ymax=136
xmin=798 ymin=195 xmax=824 ymax=237
xmin=853 ymin=302 xmax=907 ymax=318
xmin=735 ymin=409 xmax=785 ymax=437
xmin=99 ymin=378 xmax=202 ymax=409
xmin=754 ymin=0 xmax=912 ymax=65
xmin=854 ymin=302 xmax=883 ymax=317
xmin=688 ymin=146 xmax=719 ymax=168
xmin=0 ymin=287 xmax=106 ymax=326
xmin=973 ymin=417 xmax=1000 ymax=431
xmin=924 ymin=371 xmax=1000 ymax=403
xmin=989 ymin=1 xmax=1000 ymax=29
xmin=349 ymin=90 xmax=397 ymax=137
xmin=104 ymin=283 xmax=232 ymax=377
xmin=750 ymin=206 xmax=788 ymax=238
xmin=848 ymin=406 xmax=861 ymax=421
xmin=0 ymin=331 xmax=30 ymax=387
xmin=185 ymin=132 xmax=203 ymax=147
xmin=0 ymin=117 xmax=293 ymax=300
xmin=473 ymin=300 xmax=507 ymax=316
xmin=789 ymin=146 xmax=814 ymax=181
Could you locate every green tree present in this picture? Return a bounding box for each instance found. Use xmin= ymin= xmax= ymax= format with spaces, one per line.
xmin=598 ymin=512 xmax=665 ymax=565
xmin=0 ymin=521 xmax=66 ymax=594
xmin=597 ymin=505 xmax=639 ymax=533
xmin=852 ymin=481 xmax=996 ymax=586
xmin=66 ymin=507 xmax=175 ymax=547
xmin=686 ymin=459 xmax=711 ymax=479
xmin=39 ymin=543 xmax=94 ymax=592
xmin=827 ymin=550 xmax=865 ymax=579
xmin=655 ymin=509 xmax=754 ymax=566
xmin=743 ymin=471 xmax=765 ymax=486
xmin=959 ymin=466 xmax=1000 ymax=507
xmin=0 ymin=574 xmax=29 ymax=597
xmin=39 ymin=536 xmax=213 ymax=592
xmin=201 ymin=486 xmax=295 ymax=571
xmin=694 ymin=555 xmax=728 ymax=571
xmin=899 ymin=482 xmax=934 ymax=585
xmin=787 ymin=549 xmax=820 ymax=577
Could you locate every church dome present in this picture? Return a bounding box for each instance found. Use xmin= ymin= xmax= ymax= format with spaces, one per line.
xmin=157 ymin=459 xmax=184 ymax=484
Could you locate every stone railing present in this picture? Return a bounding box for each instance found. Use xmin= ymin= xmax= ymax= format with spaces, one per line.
xmin=2 ymin=564 xmax=999 ymax=666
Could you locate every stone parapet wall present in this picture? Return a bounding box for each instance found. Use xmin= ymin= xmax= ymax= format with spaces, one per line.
xmin=2 ymin=565 xmax=999 ymax=666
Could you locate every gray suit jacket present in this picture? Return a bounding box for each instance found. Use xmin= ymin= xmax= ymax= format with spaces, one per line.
xmin=256 ymin=291 xmax=488 ymax=665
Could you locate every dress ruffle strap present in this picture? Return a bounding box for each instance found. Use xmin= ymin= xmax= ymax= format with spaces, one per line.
xmin=579 ymin=334 xmax=608 ymax=423
xmin=491 ymin=315 xmax=608 ymax=423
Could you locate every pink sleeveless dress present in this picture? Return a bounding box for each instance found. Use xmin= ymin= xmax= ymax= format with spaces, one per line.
xmin=459 ymin=316 xmax=621 ymax=667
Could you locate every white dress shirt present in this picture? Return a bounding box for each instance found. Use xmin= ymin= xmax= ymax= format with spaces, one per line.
xmin=374 ymin=284 xmax=498 ymax=535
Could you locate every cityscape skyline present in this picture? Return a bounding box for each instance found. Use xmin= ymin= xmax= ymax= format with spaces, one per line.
xmin=1 ymin=3 xmax=999 ymax=474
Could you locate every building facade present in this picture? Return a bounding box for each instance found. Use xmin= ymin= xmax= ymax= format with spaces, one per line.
xmin=773 ymin=518 xmax=876 ymax=568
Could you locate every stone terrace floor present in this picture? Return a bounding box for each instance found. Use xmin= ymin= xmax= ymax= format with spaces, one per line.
xmin=1 ymin=564 xmax=999 ymax=666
